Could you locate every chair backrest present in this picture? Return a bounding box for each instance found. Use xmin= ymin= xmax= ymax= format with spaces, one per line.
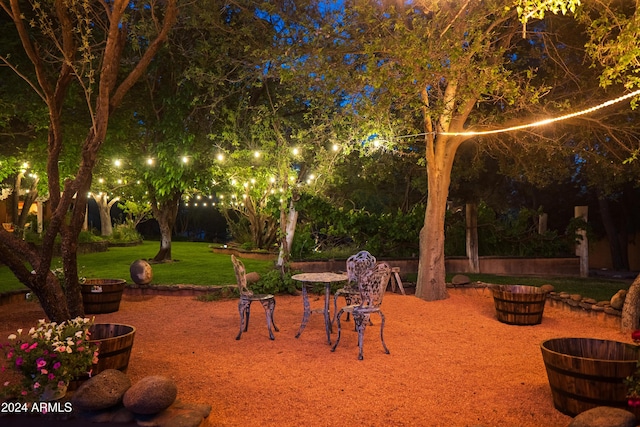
xmin=231 ymin=255 xmax=252 ymax=297
xmin=358 ymin=262 xmax=391 ymax=308
xmin=346 ymin=251 xmax=376 ymax=285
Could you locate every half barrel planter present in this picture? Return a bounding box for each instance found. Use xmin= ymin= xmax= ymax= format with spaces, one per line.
xmin=82 ymin=278 xmax=127 ymax=314
xmin=541 ymin=337 xmax=640 ymax=417
xmin=490 ymin=284 xmax=548 ymax=325
xmin=70 ymin=323 xmax=136 ymax=390
xmin=90 ymin=323 xmax=136 ymax=374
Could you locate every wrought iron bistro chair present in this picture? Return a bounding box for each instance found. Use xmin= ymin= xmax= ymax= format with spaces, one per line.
xmin=333 ymin=250 xmax=376 ymax=325
xmin=332 ymin=262 xmax=392 ymax=360
xmin=231 ymin=255 xmax=279 ymax=340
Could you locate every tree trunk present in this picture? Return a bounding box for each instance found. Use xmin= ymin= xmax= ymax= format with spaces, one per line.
xmin=17 ymin=178 xmax=38 ymax=229
xmin=151 ymin=192 xmax=181 ymax=262
xmin=277 ymin=201 xmax=298 ymax=267
xmin=415 ymin=136 xmax=459 ymax=300
xmin=621 ymin=274 xmax=640 ymax=333
xmin=466 ymin=203 xmax=479 ymax=273
xmin=93 ymin=193 xmax=119 ymax=236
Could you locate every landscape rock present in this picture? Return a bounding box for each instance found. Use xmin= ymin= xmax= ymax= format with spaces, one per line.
xmin=245 ymin=272 xmax=260 ymax=283
xmin=130 ymin=259 xmax=153 ymax=285
xmin=123 ymin=375 xmax=178 ymax=415
xmin=610 ymin=290 xmax=627 ymax=310
xmin=136 ymin=401 xmax=212 ymax=427
xmin=71 ymin=369 xmax=131 ymax=411
xmin=451 ymin=274 xmax=471 ymax=286
xmin=540 ymin=284 xmax=555 ymax=293
xmin=568 ymin=406 xmax=636 ymax=427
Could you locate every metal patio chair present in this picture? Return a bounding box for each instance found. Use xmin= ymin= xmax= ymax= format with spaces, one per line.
xmin=232 ymin=255 xmax=279 ymax=340
xmin=331 ymin=262 xmax=392 ymax=360
xmin=333 ymin=250 xmax=376 ymax=325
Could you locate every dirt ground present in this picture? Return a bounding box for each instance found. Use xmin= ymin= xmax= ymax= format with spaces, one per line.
xmin=0 ymin=287 xmax=633 ymax=427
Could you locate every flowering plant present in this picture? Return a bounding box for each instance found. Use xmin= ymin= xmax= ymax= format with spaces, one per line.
xmin=1 ymin=317 xmax=99 ymax=400
xmin=625 ymin=330 xmax=640 ymax=407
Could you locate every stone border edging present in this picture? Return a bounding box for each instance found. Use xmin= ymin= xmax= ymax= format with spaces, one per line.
xmin=448 ymin=281 xmax=622 ymax=329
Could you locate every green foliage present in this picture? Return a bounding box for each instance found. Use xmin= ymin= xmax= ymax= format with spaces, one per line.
xmin=253 ymin=268 xmax=300 ymax=295
xmin=108 ymin=223 xmax=143 ymax=244
xmin=294 ymin=195 xmax=423 ymax=258
xmin=445 ymin=203 xmax=574 ymax=257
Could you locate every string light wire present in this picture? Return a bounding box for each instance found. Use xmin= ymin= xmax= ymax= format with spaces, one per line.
xmin=391 ymin=89 xmax=640 ymax=139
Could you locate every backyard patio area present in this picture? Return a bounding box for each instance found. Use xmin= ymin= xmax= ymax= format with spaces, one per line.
xmin=0 ymin=287 xmax=632 ymax=427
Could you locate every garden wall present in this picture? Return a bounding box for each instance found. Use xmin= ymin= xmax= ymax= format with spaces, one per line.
xmin=290 ymin=256 xmax=581 ymax=278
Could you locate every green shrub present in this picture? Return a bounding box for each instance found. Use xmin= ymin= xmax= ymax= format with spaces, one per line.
xmin=253 ymin=268 xmax=300 ymax=295
xmin=108 ymin=223 xmax=143 ymax=244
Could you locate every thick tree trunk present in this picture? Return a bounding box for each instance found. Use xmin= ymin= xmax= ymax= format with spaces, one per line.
xmin=415 ymin=136 xmax=459 ymax=300
xmin=621 ymin=274 xmax=640 ymax=333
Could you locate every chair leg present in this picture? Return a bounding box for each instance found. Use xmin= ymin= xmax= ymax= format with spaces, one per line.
xmin=236 ymin=299 xmax=251 ymax=340
xmin=330 ymin=309 xmax=345 ymax=352
xmin=260 ymin=298 xmax=278 ymax=340
xmin=379 ymin=311 xmax=390 ymax=355
xmin=353 ymin=312 xmax=368 ymax=360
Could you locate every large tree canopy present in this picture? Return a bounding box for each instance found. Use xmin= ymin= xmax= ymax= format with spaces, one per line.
xmin=0 ymin=0 xmax=177 ymax=321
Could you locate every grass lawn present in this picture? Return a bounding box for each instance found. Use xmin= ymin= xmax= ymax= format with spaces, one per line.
xmin=0 ymin=241 xmax=635 ymax=302
xmin=0 ymin=241 xmax=274 ymax=293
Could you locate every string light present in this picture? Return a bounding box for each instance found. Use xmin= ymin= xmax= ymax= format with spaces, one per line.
xmin=440 ymin=89 xmax=640 ymax=137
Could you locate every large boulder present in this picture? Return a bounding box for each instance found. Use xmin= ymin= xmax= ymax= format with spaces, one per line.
xmin=123 ymin=375 xmax=178 ymax=415
xmin=71 ymin=369 xmax=132 ymax=411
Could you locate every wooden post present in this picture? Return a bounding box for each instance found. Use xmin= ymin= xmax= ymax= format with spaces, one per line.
xmin=538 ymin=213 xmax=547 ymax=234
xmin=574 ymin=206 xmax=589 ymax=278
xmin=466 ymin=203 xmax=479 ymax=273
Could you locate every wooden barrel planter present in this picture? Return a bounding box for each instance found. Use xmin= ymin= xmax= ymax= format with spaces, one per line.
xmin=541 ymin=337 xmax=640 ymax=417
xmin=82 ymin=278 xmax=126 ymax=314
xmin=89 ymin=323 xmax=136 ymax=374
xmin=490 ymin=285 xmax=548 ymax=325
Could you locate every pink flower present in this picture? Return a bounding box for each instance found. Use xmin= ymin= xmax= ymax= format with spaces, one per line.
xmin=632 ymin=330 xmax=640 ymax=342
xmin=28 ymin=342 xmax=37 ymax=350
xmin=15 ymin=357 xmax=23 ymax=367
xmin=33 ymin=382 xmax=40 ymax=389
xmin=53 ymin=362 xmax=61 ymax=370
xmin=629 ymin=397 xmax=640 ymax=407
xmin=36 ymin=357 xmax=46 ymax=369
xmin=20 ymin=343 xmax=29 ymax=351
xmin=48 ymin=373 xmax=55 ymax=380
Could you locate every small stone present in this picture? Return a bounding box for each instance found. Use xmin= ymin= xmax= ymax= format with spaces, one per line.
xmin=245 ymin=272 xmax=260 ymax=283
xmin=540 ymin=284 xmax=555 ymax=293
xmin=568 ymin=406 xmax=636 ymax=427
xmin=610 ymin=290 xmax=627 ymax=310
xmin=570 ymin=294 xmax=582 ymax=301
xmin=123 ymin=375 xmax=177 ymax=415
xmin=71 ymin=369 xmax=131 ymax=411
xmin=583 ymin=298 xmax=597 ymax=305
xmin=451 ymin=274 xmax=471 ymax=286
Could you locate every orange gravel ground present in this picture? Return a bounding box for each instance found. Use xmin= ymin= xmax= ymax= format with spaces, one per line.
xmin=0 ymin=288 xmax=632 ymax=427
